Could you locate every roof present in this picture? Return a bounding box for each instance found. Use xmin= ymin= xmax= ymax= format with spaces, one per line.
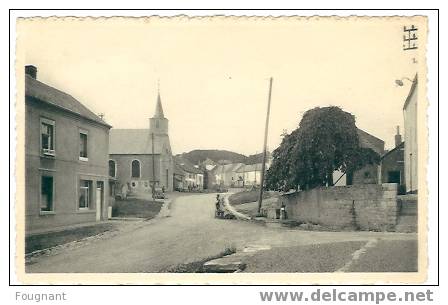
xmin=174 ymin=162 xmax=186 ymax=176
xmin=357 ymin=128 xmax=385 ymax=155
xmin=109 ymin=129 xmax=166 ymax=154
xmin=154 ymin=93 xmax=165 ymax=118
xmin=174 ymin=156 xmax=204 ymax=174
xmin=213 ymin=163 xmax=244 ymax=174
xmin=25 ymin=75 xmax=111 ymax=128
xmin=403 ymin=74 xmax=418 ymax=110
xmin=381 ymin=141 xmax=404 ymax=159
xmin=237 ymin=163 xmax=264 ymax=173
xmin=202 ymin=158 xmax=217 ymax=166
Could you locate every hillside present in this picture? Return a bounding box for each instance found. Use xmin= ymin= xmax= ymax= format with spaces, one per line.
xmin=176 ymin=150 xmax=246 ymax=165
xmin=176 ymin=150 xmax=271 ymax=165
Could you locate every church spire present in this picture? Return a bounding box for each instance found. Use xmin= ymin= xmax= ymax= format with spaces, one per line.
xmin=153 ymin=80 xmax=165 ymax=118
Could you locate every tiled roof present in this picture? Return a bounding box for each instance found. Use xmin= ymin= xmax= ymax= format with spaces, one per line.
xmin=109 ymin=129 xmax=166 ymax=154
xmin=25 ymin=75 xmax=110 ymax=128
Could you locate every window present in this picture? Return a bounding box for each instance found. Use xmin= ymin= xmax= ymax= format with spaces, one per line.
xmin=40 ymin=176 xmax=53 ymax=212
xmin=40 ymin=118 xmax=55 ymax=156
xmin=388 ymin=171 xmax=401 ymax=184
xmin=79 ymin=131 xmax=88 ymax=160
xmin=131 ymin=160 xmax=140 ymax=178
xmin=109 ymin=160 xmax=116 ymax=177
xmin=79 ymin=180 xmax=92 ymax=209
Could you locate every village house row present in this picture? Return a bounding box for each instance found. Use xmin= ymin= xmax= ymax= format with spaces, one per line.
xmin=24 ymin=65 xmax=418 ymax=234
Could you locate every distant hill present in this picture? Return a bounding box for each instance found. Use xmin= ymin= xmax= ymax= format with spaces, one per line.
xmin=245 ymin=152 xmax=264 ymax=165
xmin=176 ymin=149 xmax=271 ymax=166
xmin=176 ymin=150 xmax=247 ymax=165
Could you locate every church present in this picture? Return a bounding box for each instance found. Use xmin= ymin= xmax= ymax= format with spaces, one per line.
xmin=109 ymin=92 xmax=174 ymax=194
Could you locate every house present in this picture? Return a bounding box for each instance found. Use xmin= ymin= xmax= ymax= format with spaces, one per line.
xmin=201 ymin=158 xmax=217 ymax=171
xmin=213 ymin=163 xmax=245 ymax=187
xmin=403 ymin=74 xmax=418 ymax=193
xmin=333 ymin=128 xmax=385 ymax=186
xmin=380 ymin=126 xmax=405 ymax=193
xmin=236 ymin=163 xmax=270 ymax=187
xmin=109 ymin=92 xmax=174 ymax=195
xmin=173 ymin=162 xmax=186 ymax=191
xmin=174 ymin=156 xmax=204 ymax=190
xmin=25 ymin=65 xmax=112 ymax=233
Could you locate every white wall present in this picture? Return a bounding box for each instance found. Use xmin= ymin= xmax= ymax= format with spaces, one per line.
xmin=404 ymin=84 xmax=418 ymax=192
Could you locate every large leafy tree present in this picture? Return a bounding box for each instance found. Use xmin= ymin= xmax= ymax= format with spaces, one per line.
xmin=266 ymin=106 xmax=380 ymax=191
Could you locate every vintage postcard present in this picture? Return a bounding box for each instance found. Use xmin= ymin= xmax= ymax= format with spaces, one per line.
xmin=14 ymin=15 xmax=428 ymax=284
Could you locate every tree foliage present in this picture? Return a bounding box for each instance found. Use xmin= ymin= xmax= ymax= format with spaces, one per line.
xmin=266 ymin=106 xmax=380 ymax=191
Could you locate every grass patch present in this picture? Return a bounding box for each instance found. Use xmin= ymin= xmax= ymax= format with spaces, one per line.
xmin=162 ymin=246 xmax=237 ymax=273
xmin=228 ymin=190 xmax=275 ymax=205
xmin=243 ymin=241 xmax=366 ymax=273
xmin=26 ymin=223 xmax=117 ymax=254
xmin=112 ymin=198 xmax=163 ymax=219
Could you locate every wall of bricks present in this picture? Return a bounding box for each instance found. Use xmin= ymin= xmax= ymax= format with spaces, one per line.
xmin=278 ymin=183 xmax=399 ymax=231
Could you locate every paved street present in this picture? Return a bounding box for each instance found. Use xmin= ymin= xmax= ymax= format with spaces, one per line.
xmin=26 ymin=193 xmax=417 ymax=273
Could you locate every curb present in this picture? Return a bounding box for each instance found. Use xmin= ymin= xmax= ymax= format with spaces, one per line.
xmin=223 ymin=196 xmax=251 ymax=221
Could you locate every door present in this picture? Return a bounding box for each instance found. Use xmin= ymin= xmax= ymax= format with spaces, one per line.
xmin=96 ymin=181 xmax=104 ymax=221
xmin=96 ymin=188 xmax=101 ymax=221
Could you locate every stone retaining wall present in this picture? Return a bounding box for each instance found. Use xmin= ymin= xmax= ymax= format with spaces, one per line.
xmin=278 ymin=183 xmax=399 ymax=231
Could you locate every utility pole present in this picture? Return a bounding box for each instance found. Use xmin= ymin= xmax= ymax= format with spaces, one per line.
xmin=151 ymin=132 xmax=156 ymax=200
xmin=257 ymin=77 xmax=273 ymax=215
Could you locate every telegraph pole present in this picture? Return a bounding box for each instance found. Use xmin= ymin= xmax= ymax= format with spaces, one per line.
xmin=151 ymin=132 xmax=156 ymax=200
xmin=257 ymin=77 xmax=273 ymax=215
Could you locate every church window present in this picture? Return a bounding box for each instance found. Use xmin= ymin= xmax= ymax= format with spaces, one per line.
xmin=131 ymin=160 xmax=141 ymax=178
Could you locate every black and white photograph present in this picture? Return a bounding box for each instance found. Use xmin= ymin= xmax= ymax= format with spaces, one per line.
xmin=12 ymin=14 xmax=431 ymax=285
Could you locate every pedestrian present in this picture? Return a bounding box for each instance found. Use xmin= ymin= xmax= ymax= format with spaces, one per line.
xmin=280 ymin=202 xmax=287 ymax=220
xmin=215 ymin=194 xmax=221 ymax=211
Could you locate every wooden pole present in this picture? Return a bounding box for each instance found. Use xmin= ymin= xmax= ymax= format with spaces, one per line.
xmin=257 ymin=77 xmax=273 ymax=215
xmin=152 ymin=132 xmax=156 ymax=199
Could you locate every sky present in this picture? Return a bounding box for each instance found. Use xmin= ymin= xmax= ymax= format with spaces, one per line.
xmin=18 ymin=17 xmax=423 ymax=155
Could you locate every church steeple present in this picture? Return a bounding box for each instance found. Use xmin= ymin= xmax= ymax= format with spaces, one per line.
xmin=154 ymin=92 xmax=165 ymax=118
xmin=149 ymin=84 xmax=168 ymax=135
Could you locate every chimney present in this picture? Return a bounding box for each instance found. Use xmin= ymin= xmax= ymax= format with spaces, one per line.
xmin=25 ymin=65 xmax=37 ymax=79
xmin=395 ymin=125 xmax=402 ymax=147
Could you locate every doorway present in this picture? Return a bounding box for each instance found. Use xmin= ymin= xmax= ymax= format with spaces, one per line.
xmin=96 ymin=181 xmax=104 ymax=221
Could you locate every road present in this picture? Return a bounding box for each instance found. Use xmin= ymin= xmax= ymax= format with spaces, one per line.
xmin=26 ymin=193 xmax=417 ymax=273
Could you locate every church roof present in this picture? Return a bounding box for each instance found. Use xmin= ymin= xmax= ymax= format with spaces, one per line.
xmin=153 ymin=93 xmax=165 ymax=118
xmin=109 ymin=129 xmax=164 ymax=154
